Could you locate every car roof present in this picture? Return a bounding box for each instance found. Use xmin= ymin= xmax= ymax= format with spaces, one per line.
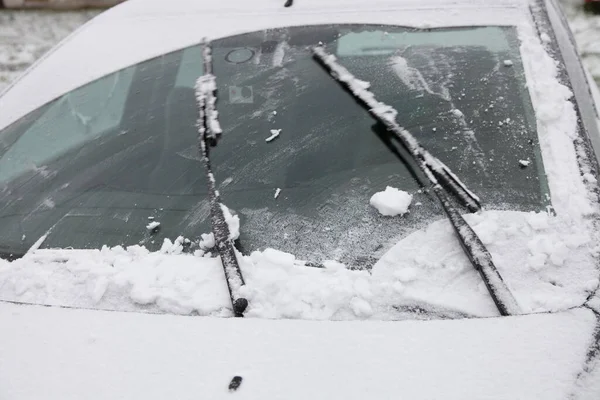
xmin=0 ymin=0 xmax=534 ymax=131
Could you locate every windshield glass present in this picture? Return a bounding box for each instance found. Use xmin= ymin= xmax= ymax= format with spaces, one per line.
xmin=0 ymin=24 xmax=548 ymax=266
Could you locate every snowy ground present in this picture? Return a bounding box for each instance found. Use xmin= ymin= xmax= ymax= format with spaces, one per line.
xmin=0 ymin=2 xmax=598 ymax=93
xmin=561 ymin=0 xmax=600 ymax=84
xmin=0 ymin=10 xmax=99 ymax=92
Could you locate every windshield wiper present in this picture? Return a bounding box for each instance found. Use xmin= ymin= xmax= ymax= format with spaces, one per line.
xmin=196 ymin=40 xmax=248 ymax=317
xmin=312 ymin=46 xmax=521 ymax=316
xmin=314 ymin=46 xmax=480 ymax=212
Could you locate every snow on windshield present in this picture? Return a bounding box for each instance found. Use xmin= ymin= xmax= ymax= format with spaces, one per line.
xmin=0 ymin=20 xmax=598 ymax=320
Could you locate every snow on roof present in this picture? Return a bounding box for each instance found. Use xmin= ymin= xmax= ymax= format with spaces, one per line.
xmin=0 ymin=0 xmax=532 ymax=131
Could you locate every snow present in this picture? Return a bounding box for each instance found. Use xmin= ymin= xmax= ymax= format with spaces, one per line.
xmin=1 ymin=210 xmax=595 ymax=319
xmin=272 ymin=40 xmax=288 ymax=67
xmin=373 ymin=210 xmax=597 ymax=315
xmin=27 ymin=233 xmax=49 ymax=253
xmin=559 ymin=0 xmax=600 ymax=88
xmin=194 ymin=54 xmax=222 ymax=139
xmin=265 ymin=129 xmax=281 ymax=142
xmin=221 ymin=204 xmax=240 ymax=240
xmin=369 ymin=186 xmax=412 ymax=217
xmin=451 ymin=108 xmax=464 ymax=118
xmin=0 ymin=302 xmax=596 ymax=400
xmin=198 ymin=204 xmax=240 ymax=251
xmin=394 ymin=267 xmax=419 ymax=282
xmin=584 ymin=172 xmax=597 ymax=183
xmin=145 ymin=221 xmax=160 ymax=231
xmin=518 ymin=10 xmax=599 ymax=218
xmin=0 ymin=10 xmax=100 ymax=93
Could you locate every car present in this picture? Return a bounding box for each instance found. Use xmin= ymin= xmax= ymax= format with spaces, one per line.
xmin=1 ymin=0 xmax=600 ymax=398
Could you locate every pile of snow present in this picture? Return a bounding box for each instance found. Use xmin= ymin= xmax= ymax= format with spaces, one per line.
xmin=0 ymin=209 xmax=596 ymax=319
xmin=146 ymin=221 xmax=160 ymax=231
xmin=369 ymin=186 xmax=413 ymax=216
xmin=197 ymin=204 xmax=240 ymax=250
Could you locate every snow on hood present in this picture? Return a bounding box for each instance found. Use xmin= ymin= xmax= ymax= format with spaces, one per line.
xmin=0 ymin=302 xmax=597 ymax=400
xmin=0 ymin=0 xmax=532 ymax=132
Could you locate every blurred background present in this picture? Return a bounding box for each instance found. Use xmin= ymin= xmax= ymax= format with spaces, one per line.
xmin=0 ymin=0 xmax=598 ymax=93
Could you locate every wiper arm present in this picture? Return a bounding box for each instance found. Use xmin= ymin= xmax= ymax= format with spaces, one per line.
xmin=196 ymin=40 xmax=248 ymax=317
xmin=312 ymin=46 xmax=520 ymax=316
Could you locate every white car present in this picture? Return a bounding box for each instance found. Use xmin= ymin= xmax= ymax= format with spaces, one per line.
xmin=1 ymin=0 xmax=600 ymax=399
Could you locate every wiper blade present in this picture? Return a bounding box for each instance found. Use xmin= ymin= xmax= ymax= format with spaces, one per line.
xmin=312 ymin=46 xmax=520 ymax=316
xmin=196 ymin=40 xmax=248 ymax=317
xmin=313 ymin=46 xmax=480 ymax=212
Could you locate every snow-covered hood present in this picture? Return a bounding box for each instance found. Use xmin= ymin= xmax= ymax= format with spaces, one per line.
xmin=0 ymin=0 xmax=535 ymax=132
xmin=1 ymin=301 xmax=598 ymax=400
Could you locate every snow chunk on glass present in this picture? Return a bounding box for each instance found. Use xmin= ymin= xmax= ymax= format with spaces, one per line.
xmin=266 ymin=129 xmax=281 ymax=142
xmin=146 ymin=221 xmax=160 ymax=231
xmin=370 ymin=186 xmax=413 ymax=216
xmin=199 ymin=204 xmax=240 ymax=251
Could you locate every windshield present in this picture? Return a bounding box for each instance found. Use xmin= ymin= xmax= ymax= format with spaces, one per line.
xmin=0 ymin=24 xmax=548 ymax=266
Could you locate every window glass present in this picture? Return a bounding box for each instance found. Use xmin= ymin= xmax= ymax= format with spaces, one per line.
xmin=0 ymin=25 xmax=548 ymax=267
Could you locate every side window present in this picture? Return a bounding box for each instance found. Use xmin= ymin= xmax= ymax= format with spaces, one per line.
xmin=0 ymin=68 xmax=135 ymax=183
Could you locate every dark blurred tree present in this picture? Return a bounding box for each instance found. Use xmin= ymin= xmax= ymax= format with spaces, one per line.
xmin=584 ymin=1 xmax=600 ymax=14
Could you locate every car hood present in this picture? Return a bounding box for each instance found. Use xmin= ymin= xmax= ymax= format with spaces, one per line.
xmin=1 ymin=301 xmax=598 ymax=400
